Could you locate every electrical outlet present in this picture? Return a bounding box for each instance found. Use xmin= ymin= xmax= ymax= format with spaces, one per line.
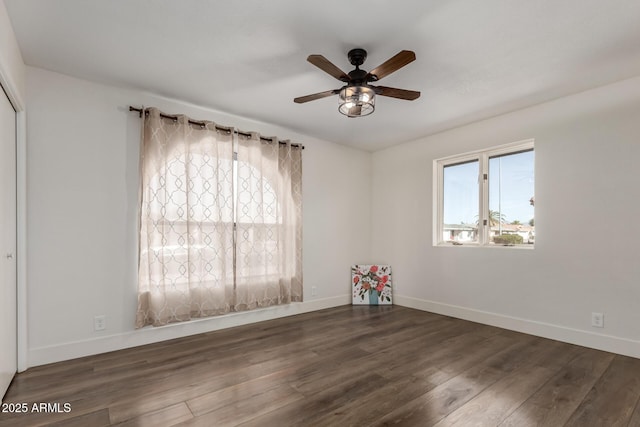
xmin=94 ymin=315 xmax=106 ymax=331
xmin=311 ymin=286 xmax=317 ymax=296
xmin=591 ymin=312 xmax=604 ymax=328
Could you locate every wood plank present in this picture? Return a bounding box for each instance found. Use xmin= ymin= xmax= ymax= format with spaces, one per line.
xmin=500 ymin=349 xmax=614 ymax=426
xmin=564 ymin=355 xmax=640 ymax=426
xmin=395 ymin=329 xmax=513 ymax=383
xmin=288 ymin=319 xmax=471 ymax=396
xmin=112 ymin=402 xmax=193 ymax=427
xmin=182 ymin=383 xmax=303 ymax=426
xmin=374 ymin=337 xmax=537 ymax=426
xmin=186 ymin=380 xmax=301 ymax=417
xmin=628 ymin=396 xmax=640 ymax=426
xmin=433 ymin=364 xmax=555 ymax=426
xmin=108 ymin=349 xmax=317 ymax=423
xmin=47 ymin=409 xmax=111 ymax=427
xmin=430 ymin=339 xmax=583 ymax=426
xmin=313 ymin=333 xmax=516 ymax=426
xmin=237 ymin=373 xmax=391 ymax=427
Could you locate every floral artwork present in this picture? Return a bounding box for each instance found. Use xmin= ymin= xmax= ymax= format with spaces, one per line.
xmin=352 ymin=265 xmax=392 ymax=305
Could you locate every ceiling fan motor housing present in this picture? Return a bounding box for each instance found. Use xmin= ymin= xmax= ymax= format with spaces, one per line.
xmin=348 ymin=48 xmax=367 ymax=67
xmin=347 ymin=69 xmax=369 ymax=84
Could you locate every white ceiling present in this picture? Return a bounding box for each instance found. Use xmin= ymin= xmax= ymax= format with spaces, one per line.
xmin=5 ymin=0 xmax=640 ymax=151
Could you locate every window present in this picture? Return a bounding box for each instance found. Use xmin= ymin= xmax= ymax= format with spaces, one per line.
xmin=141 ymin=153 xmax=281 ymax=290
xmin=434 ymin=140 xmax=534 ymax=247
xmin=137 ymin=108 xmax=303 ymax=328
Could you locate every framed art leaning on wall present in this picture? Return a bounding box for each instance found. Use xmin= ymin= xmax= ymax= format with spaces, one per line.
xmin=352 ymin=265 xmax=392 ymax=305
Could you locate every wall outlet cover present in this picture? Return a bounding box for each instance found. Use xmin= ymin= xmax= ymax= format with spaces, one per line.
xmin=591 ymin=312 xmax=604 ymax=328
xmin=94 ymin=315 xmax=106 ymax=331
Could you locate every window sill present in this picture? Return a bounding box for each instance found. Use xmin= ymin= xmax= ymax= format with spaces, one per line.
xmin=435 ymin=242 xmax=535 ymax=250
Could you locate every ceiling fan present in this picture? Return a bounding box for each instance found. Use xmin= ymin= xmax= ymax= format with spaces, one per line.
xmin=294 ymin=48 xmax=420 ymax=118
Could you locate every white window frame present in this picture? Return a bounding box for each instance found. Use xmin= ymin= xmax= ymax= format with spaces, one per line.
xmin=433 ymin=139 xmax=534 ymax=248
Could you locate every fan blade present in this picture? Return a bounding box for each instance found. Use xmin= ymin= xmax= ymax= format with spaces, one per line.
xmin=307 ymin=55 xmax=350 ymax=82
xmin=348 ymin=105 xmax=362 ymax=116
xmin=367 ymin=50 xmax=416 ymax=81
xmin=293 ymin=89 xmax=339 ymax=104
xmin=373 ymin=86 xmax=421 ymax=100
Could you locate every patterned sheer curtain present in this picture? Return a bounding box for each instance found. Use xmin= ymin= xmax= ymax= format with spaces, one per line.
xmin=235 ymin=133 xmax=303 ymax=309
xmin=137 ymin=108 xmax=235 ymax=327
xmin=137 ymin=108 xmax=302 ymax=328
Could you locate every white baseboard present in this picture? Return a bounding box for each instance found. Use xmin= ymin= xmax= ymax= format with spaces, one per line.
xmin=394 ymin=295 xmax=640 ymax=359
xmin=27 ymin=295 xmax=350 ymax=368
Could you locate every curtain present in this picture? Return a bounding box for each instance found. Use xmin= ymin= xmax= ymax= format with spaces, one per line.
xmin=136 ymin=108 xmax=302 ymax=328
xmin=235 ymin=133 xmax=303 ymax=310
xmin=137 ymin=108 xmax=235 ymax=327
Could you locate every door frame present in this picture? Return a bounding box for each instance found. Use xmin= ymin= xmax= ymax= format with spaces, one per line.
xmin=0 ymin=68 xmax=27 ymax=372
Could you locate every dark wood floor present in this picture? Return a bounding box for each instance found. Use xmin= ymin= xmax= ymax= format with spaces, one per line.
xmin=2 ymin=306 xmax=640 ymax=426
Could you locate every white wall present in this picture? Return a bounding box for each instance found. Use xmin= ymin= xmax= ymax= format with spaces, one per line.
xmin=0 ymin=0 xmax=24 ymax=107
xmin=372 ymin=76 xmax=640 ymax=357
xmin=25 ymin=66 xmax=371 ymax=366
xmin=0 ymin=1 xmax=28 ymax=372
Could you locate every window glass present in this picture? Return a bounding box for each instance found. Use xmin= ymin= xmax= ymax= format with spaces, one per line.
xmin=443 ymin=160 xmax=479 ymax=244
xmin=488 ymin=150 xmax=534 ymax=246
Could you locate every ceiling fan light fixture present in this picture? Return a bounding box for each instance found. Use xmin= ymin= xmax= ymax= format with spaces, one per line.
xmin=338 ymin=86 xmax=375 ymax=117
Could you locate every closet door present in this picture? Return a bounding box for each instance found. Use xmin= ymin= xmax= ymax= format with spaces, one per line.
xmin=0 ymin=85 xmax=16 ymax=401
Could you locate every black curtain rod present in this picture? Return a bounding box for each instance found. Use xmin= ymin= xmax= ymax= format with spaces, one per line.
xmin=129 ymin=106 xmax=304 ymax=149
